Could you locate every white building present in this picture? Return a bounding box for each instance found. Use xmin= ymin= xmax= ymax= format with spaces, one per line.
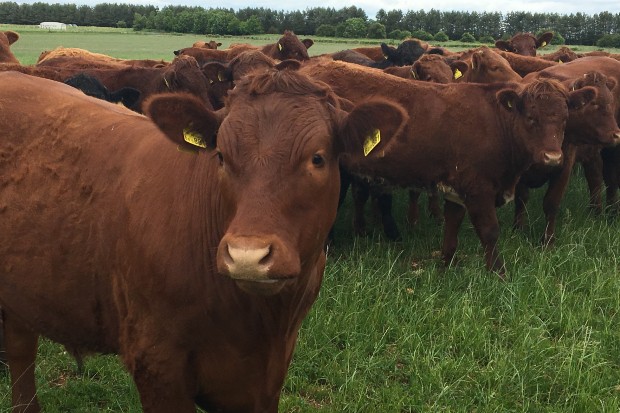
xmin=39 ymin=22 xmax=67 ymax=30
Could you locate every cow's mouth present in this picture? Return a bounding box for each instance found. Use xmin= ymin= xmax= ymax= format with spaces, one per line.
xmin=233 ymin=278 xmax=291 ymax=296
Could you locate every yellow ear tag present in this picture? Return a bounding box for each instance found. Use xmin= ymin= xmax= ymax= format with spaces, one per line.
xmin=541 ymin=41 xmax=547 ymax=47
xmin=183 ymin=127 xmax=207 ymax=148
xmin=278 ymin=43 xmax=282 ymax=51
xmin=410 ymin=69 xmax=418 ymax=79
xmin=363 ymin=129 xmax=381 ymax=156
xmin=454 ymin=68 xmax=463 ymax=79
xmin=558 ymin=59 xmax=563 ymax=64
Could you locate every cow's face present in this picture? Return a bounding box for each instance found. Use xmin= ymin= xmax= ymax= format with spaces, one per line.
xmin=146 ymin=69 xmax=407 ymax=295
xmin=498 ymin=79 xmax=568 ymax=166
xmin=411 ymin=55 xmax=453 ymax=83
xmin=162 ymin=55 xmax=213 ymax=109
xmin=565 ymin=71 xmax=620 ymax=146
xmin=467 ymin=47 xmax=522 ymax=83
xmin=275 ymin=31 xmax=310 ymax=61
xmin=495 ymin=32 xmax=553 ymax=57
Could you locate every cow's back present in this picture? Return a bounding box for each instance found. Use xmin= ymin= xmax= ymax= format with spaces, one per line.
xmin=0 ymin=72 xmax=218 ymax=353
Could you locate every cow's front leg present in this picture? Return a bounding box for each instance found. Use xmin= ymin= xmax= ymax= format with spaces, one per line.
xmin=125 ymin=346 xmax=196 ymax=413
xmin=466 ymin=199 xmax=505 ymax=278
xmin=542 ymin=147 xmax=576 ymax=246
xmin=442 ymin=199 xmax=466 ymax=267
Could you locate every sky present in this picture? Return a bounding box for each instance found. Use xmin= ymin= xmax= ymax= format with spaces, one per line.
xmin=15 ymin=0 xmax=620 ymax=20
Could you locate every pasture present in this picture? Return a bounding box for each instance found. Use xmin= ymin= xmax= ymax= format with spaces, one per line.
xmin=2 ymin=25 xmax=620 ymax=412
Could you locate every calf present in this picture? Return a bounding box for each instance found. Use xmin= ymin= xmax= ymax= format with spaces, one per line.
xmin=539 ymin=57 xmax=620 ymax=214
xmin=0 ymin=69 xmax=406 ymax=412
xmin=516 ymin=70 xmax=620 ymax=243
xmin=303 ymin=59 xmax=580 ymax=276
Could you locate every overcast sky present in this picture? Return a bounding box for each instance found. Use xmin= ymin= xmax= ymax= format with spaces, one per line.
xmin=15 ymin=0 xmax=620 ymax=20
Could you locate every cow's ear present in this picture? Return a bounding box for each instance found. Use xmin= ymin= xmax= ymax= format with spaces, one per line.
xmin=145 ymin=93 xmax=220 ymax=152
xmin=568 ymin=86 xmax=597 ymax=111
xmin=202 ymin=62 xmax=230 ymax=84
xmin=5 ymin=31 xmax=18 ymax=45
xmin=495 ymin=40 xmax=511 ymax=52
xmin=450 ymin=61 xmax=468 ymax=80
xmin=337 ymin=98 xmax=408 ymax=157
xmin=302 ymin=39 xmax=314 ymax=49
xmin=410 ymin=63 xmax=420 ymax=80
xmin=217 ymin=42 xmax=222 ymax=47
xmin=381 ymin=43 xmax=397 ymax=60
xmin=275 ymin=59 xmax=301 ymax=71
xmin=497 ymin=89 xmax=520 ymax=112
xmin=606 ymin=77 xmax=617 ymax=92
xmin=536 ymin=32 xmax=554 ymax=49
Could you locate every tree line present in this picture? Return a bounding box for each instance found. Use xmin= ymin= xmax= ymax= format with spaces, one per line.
xmin=1 ymin=2 xmax=620 ymax=45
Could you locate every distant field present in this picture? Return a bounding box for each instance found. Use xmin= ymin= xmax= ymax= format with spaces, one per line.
xmin=2 ymin=24 xmax=620 ymax=413
xmin=3 ymin=24 xmax=620 ymax=65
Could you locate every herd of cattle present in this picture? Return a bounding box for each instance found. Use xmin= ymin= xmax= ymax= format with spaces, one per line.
xmin=1 ymin=28 xmax=620 ymax=412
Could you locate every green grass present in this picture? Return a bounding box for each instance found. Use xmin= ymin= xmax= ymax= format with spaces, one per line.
xmin=2 ymin=25 xmax=620 ymax=412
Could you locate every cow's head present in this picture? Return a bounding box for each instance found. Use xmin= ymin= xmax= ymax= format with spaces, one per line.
xmin=495 ymin=32 xmax=553 ymax=56
xmin=465 ymin=46 xmax=522 ymax=83
xmin=146 ymin=67 xmax=408 ymax=295
xmin=564 ymin=71 xmax=620 ymax=146
xmin=160 ymin=55 xmax=213 ymax=110
xmin=0 ymin=30 xmax=20 ymax=64
xmin=497 ymin=78 xmax=569 ymax=166
xmin=274 ymin=31 xmax=311 ymax=61
xmin=410 ymin=54 xmax=456 ymax=83
xmin=202 ymin=51 xmax=299 ymax=110
xmin=381 ymin=38 xmax=427 ymax=66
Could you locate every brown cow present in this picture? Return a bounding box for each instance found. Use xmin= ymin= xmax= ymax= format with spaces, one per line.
xmin=0 ymin=69 xmax=407 ymax=412
xmin=175 ymin=31 xmax=313 ymax=65
xmin=369 ymin=47 xmax=520 ymax=237
xmin=455 ymin=46 xmax=522 ymax=83
xmin=515 ymin=70 xmax=620 ymax=243
xmin=51 ymin=55 xmax=212 ymax=113
xmin=38 ymin=47 xmax=168 ymax=68
xmin=539 ymin=46 xmax=581 ymax=63
xmin=193 ymin=40 xmax=222 ymax=49
xmin=261 ymin=30 xmax=313 ymax=61
xmin=201 ymin=50 xmax=301 ymax=109
xmin=0 ymin=30 xmax=19 ymax=64
xmin=496 ymin=50 xmax=558 ymax=77
xmin=495 ymin=31 xmax=554 ymax=56
xmin=302 ymin=59 xmax=582 ymax=276
xmin=540 ymin=57 xmax=620 ymax=214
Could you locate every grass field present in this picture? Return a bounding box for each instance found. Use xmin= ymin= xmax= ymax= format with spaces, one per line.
xmin=2 ymin=25 xmax=620 ymax=412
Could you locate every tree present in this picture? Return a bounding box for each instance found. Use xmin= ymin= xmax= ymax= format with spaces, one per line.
xmin=411 ymin=29 xmax=433 ymax=40
xmin=434 ymin=31 xmax=449 ymax=41
xmin=240 ymin=15 xmax=263 ymax=35
xmin=315 ymin=24 xmax=336 ymax=37
xmin=460 ymin=32 xmax=476 ymax=42
xmin=367 ymin=22 xmax=386 ymax=39
xmin=132 ymin=12 xmax=146 ymax=31
xmin=341 ymin=17 xmax=367 ymax=38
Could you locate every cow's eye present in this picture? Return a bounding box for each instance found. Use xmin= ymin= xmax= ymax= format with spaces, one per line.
xmin=312 ymin=153 xmax=325 ymax=167
xmin=216 ymin=150 xmax=224 ymax=165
